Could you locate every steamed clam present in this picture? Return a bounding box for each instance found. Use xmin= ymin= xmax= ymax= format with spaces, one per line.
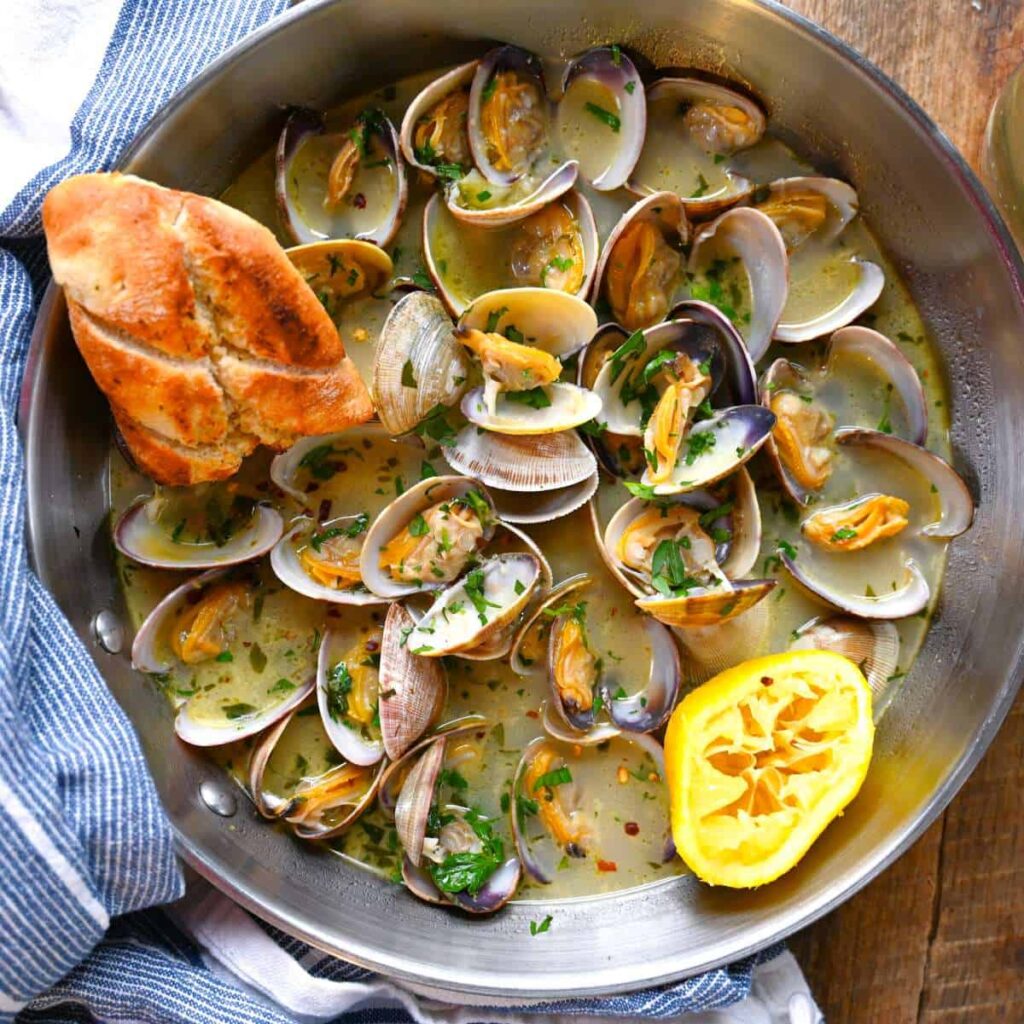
xmin=780 ymin=428 xmax=973 ymax=618
xmin=629 ymin=75 xmax=766 ymax=215
xmin=132 ymin=567 xmax=314 ymax=746
xmin=593 ymin=191 xmax=688 ymax=331
xmin=589 ymin=316 xmax=772 ymax=494
xmin=393 ymin=736 xmax=521 ymax=912
xmin=359 ymin=476 xmax=497 ymax=599
xmin=277 ymin=106 xmax=407 ymax=247
xmin=753 ymin=177 xmax=885 ymax=343
xmin=685 ymin=206 xmax=789 ymax=362
xmin=424 ymin=191 xmax=598 ymax=316
xmin=761 ymin=325 xmax=930 ymax=505
xmin=249 ymin=697 xmax=383 ymax=838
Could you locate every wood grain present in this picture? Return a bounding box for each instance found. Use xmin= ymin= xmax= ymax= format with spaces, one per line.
xmin=782 ymin=3 xmax=1024 ymax=1022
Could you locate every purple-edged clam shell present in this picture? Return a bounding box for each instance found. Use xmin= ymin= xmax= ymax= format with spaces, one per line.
xmin=448 ymin=857 xmax=522 ymax=914
xmin=468 ymin=45 xmax=549 ymax=186
xmin=559 ymin=45 xmax=646 ymax=191
xmin=604 ymin=618 xmax=681 ymax=733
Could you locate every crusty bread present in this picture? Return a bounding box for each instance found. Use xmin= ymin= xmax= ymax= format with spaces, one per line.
xmin=42 ymin=172 xmax=374 ymax=485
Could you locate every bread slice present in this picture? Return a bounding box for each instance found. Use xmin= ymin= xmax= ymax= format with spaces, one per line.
xmin=43 ymin=172 xmax=374 ymax=484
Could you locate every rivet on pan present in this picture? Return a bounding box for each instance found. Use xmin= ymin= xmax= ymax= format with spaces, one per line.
xmin=92 ymin=610 xmax=124 ymax=654
xmin=199 ymin=780 xmax=238 ymax=818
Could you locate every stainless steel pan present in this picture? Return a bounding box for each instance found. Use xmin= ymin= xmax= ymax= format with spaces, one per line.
xmin=20 ymin=0 xmax=1024 ymax=999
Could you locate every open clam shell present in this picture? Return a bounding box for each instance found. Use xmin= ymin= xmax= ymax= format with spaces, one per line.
xmin=557 ymin=45 xmax=646 ymax=191
xmin=399 ymin=60 xmax=478 ymax=176
xmin=404 ymin=552 xmax=542 ymax=656
xmin=510 ymin=573 xmax=593 ymax=676
xmin=603 ymin=617 xmax=681 ymax=733
xmin=640 ymin=404 xmax=775 ymax=495
xmin=444 ymin=425 xmax=596 ymax=493
xmin=790 ymin=614 xmax=900 ymax=714
xmin=667 ymin=299 xmax=758 ymax=405
xmin=395 ymin=736 xmax=447 ymax=866
xmin=286 ymin=239 xmax=393 ymax=306
xmin=359 ymin=476 xmax=497 ymax=599
xmin=461 ymin=382 xmax=602 ymax=436
xmin=628 ymin=75 xmax=766 ymax=216
xmin=783 ymin=551 xmax=930 ymax=620
xmin=379 ymin=603 xmax=448 ymax=761
xmin=592 ymin=191 xmax=689 ymax=331
xmin=753 ymin=176 xmax=859 ymax=247
xmin=114 ymin=495 xmax=283 ymax=571
xmin=445 ymin=161 xmax=579 ymax=228
xmin=423 ymin=190 xmax=599 ymax=317
xmin=590 ymin=317 xmax=721 ymax=438
xmin=372 ymin=290 xmax=470 ymax=436
xmin=826 ymin=327 xmax=927 ymax=445
xmin=316 ymin=628 xmax=384 ymax=766
xmin=468 ymin=44 xmax=549 ymax=186
xmin=484 ymin=472 xmax=599 ymax=525
xmin=774 ymin=259 xmax=884 ymax=343
xmin=270 ymin=515 xmax=386 ymax=606
xmin=248 ymin=697 xmax=384 ymax=836
xmin=835 ymin=429 xmax=974 ymax=538
xmin=688 ymin=206 xmax=789 ymax=363
xmin=443 ymin=426 xmax=599 ymax=524
xmin=600 ymin=476 xmax=761 ymax=599
xmin=276 ymin=106 xmax=407 ymax=248
xmin=459 ymin=287 xmax=598 ymax=359
xmin=378 ymin=714 xmax=489 ymax=819
xmin=131 ymin=567 xmax=316 ymax=746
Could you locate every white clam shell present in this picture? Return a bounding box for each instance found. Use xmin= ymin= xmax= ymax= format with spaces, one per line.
xmin=486 ymin=472 xmax=599 ymax=525
xmin=688 ymin=206 xmax=789 ymax=363
xmin=371 ymin=290 xmax=470 ymax=436
xmin=405 ymin=553 xmax=542 ymax=656
xmin=444 ymin=160 xmax=579 ymax=227
xmin=835 ymin=428 xmax=974 ymax=538
xmin=423 ymin=191 xmax=598 ymax=318
xmin=358 ymin=475 xmax=497 ymax=599
xmin=459 ymin=286 xmax=598 ymax=359
xmin=558 ymin=45 xmax=646 ymax=191
xmin=774 ymin=259 xmax=884 ymax=343
xmin=114 ymin=498 xmax=283 ymax=571
xmin=316 ymin=628 xmax=385 ymax=766
xmin=399 ymin=60 xmax=479 ymax=174
xmin=783 ymin=552 xmax=930 ymax=620
xmin=443 ymin=425 xmax=596 ymax=492
xmin=379 ymin=603 xmax=447 ymax=761
xmin=628 ymin=76 xmax=765 ymax=216
xmin=755 ymin=176 xmax=859 ymax=245
xmin=269 ymin=517 xmax=387 ymax=606
xmin=461 ymin=383 xmax=602 ymax=436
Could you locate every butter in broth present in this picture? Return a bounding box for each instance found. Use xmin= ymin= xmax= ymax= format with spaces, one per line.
xmin=121 ymin=61 xmax=953 ymax=902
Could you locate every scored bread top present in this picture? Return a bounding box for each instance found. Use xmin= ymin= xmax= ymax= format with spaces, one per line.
xmin=42 ymin=172 xmax=374 ymax=484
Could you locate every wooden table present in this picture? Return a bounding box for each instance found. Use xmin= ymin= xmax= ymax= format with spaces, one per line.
xmin=782 ymin=3 xmax=1024 ymax=1021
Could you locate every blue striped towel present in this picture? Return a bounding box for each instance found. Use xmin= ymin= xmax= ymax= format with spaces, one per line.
xmin=0 ymin=1 xmax=817 ymax=1020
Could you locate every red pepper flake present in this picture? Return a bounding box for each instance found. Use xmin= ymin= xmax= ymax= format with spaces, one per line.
xmin=364 ymin=638 xmax=380 ymax=653
xmin=352 ymin=193 xmax=367 ymax=209
xmin=597 ymin=859 xmax=618 ymax=873
xmin=624 ymin=822 xmax=640 ymax=836
xmin=525 ymin=709 xmax=540 ymax=720
xmin=317 ymin=499 xmax=332 ymax=522
xmin=761 ymin=675 xmax=774 ymax=686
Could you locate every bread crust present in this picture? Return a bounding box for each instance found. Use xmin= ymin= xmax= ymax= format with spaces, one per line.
xmin=42 ymin=172 xmax=375 ymax=484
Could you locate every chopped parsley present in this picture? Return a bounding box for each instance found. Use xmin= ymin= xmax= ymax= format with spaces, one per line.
xmin=532 ymin=766 xmax=573 ymax=794
xmin=608 ymin=329 xmax=645 ymax=383
xmin=409 ymin=513 xmax=430 ymax=537
xmin=464 ymin=568 xmax=500 ymax=625
xmin=214 ymin=651 xmax=234 ymax=663
xmin=831 ymin=526 xmax=858 ymax=542
xmin=427 ymin=809 xmax=503 ymax=897
xmin=530 ymin=915 xmax=553 ymax=936
xmin=484 ymin=306 xmax=510 ymax=333
xmin=324 ymin=662 xmax=353 ymax=722
xmin=505 ymin=386 xmax=552 ymax=409
xmin=685 ymin=430 xmax=717 ymax=465
xmin=584 ymin=101 xmax=621 ymax=132
xmin=223 ymin=702 xmax=256 ymax=720
xmin=401 ymin=359 xmax=417 ymax=388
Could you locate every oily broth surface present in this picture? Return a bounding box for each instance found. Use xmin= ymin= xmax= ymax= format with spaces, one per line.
xmin=120 ymin=64 xmax=951 ymax=900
